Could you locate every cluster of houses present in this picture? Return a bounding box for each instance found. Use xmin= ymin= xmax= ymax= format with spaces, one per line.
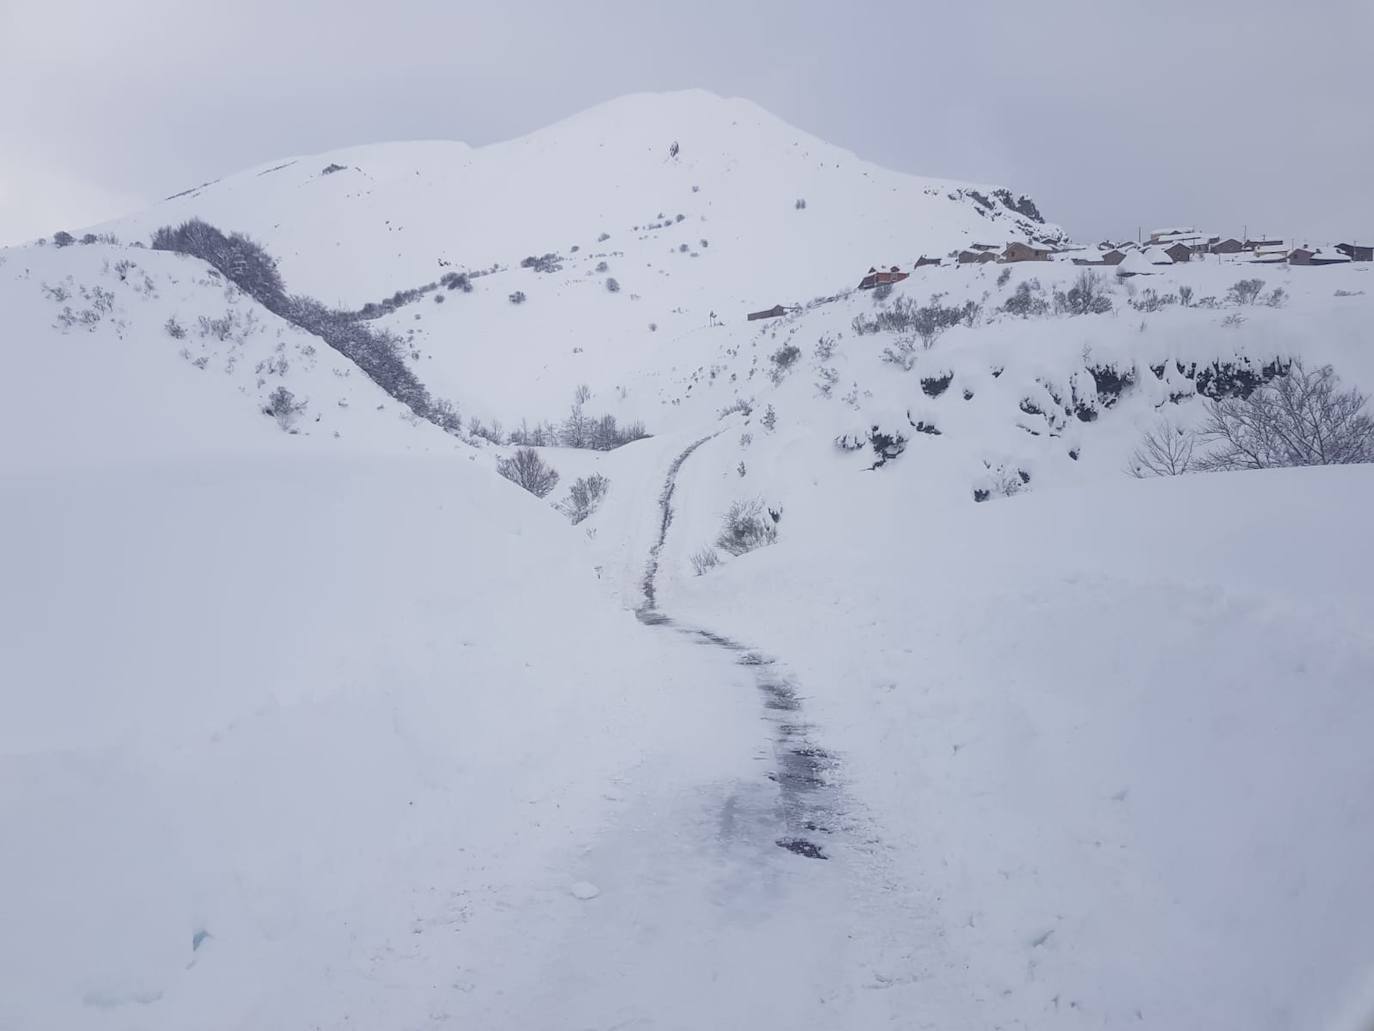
xmin=853 ymin=227 xmax=1372 ymax=289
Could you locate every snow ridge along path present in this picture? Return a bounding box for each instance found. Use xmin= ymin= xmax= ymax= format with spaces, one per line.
xmin=637 ymin=438 xmax=843 ymax=861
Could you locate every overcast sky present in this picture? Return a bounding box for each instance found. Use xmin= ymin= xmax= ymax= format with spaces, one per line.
xmin=2 ymin=0 xmax=1370 ymax=247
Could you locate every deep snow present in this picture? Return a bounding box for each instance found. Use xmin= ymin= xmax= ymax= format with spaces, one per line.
xmin=3 ymin=89 xmax=1374 ymax=1030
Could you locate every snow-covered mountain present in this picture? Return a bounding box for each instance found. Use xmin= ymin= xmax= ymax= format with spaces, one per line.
xmin=89 ymin=89 xmax=1063 ymax=424
xmin=4 ymin=91 xmax=1374 ymax=1031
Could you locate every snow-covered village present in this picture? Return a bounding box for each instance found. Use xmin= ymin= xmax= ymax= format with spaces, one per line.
xmin=2 ymin=4 xmax=1371 ymax=1030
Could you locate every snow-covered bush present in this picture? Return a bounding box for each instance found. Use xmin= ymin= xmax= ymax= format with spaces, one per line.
xmin=1130 ymin=289 xmax=1178 ymax=313
xmin=497 ymin=448 xmax=560 ymax=498
xmin=152 ymin=220 xmax=286 ymax=309
xmin=1054 ymin=270 xmax=1113 ymax=316
xmin=265 ymin=386 xmax=307 ymax=432
xmin=770 ymin=344 xmax=801 ymax=382
xmin=1002 ymin=279 xmax=1049 ymax=317
xmin=853 ymin=295 xmax=972 ymax=345
xmin=795 ymin=198 xmax=807 ymax=210
xmin=762 ymin=404 xmax=777 ymax=431
xmin=690 ymin=548 xmax=721 ymax=575
xmin=1196 ymin=361 xmax=1374 ymax=470
xmin=718 ymin=397 xmax=753 ymax=419
xmin=715 ymin=499 xmax=779 ymax=556
xmin=509 ymin=290 xmax=527 ymax=304
xmin=1226 ymin=278 xmax=1265 ymax=306
xmin=563 ymin=474 xmax=610 ymax=524
xmin=468 ymin=417 xmax=504 ymax=445
xmin=996 ymin=267 xmax=1013 ymax=288
xmin=520 ymin=253 xmax=563 ymax=274
xmin=605 ymin=277 xmax=621 ymax=293
xmin=164 ymin=317 xmax=186 ymax=339
xmin=52 ymin=231 xmax=75 ymax=248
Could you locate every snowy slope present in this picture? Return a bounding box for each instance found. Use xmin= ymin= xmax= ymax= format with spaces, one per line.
xmin=4 ymin=89 xmax=1374 ymax=1031
xmin=0 ymin=242 xmax=463 ymax=473
xmin=84 ymin=90 xmax=1062 ymax=425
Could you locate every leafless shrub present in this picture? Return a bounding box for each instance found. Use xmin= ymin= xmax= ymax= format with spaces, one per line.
xmin=1054 ymin=270 xmax=1113 ymax=315
xmin=563 ymin=473 xmax=610 ymax=524
xmin=1002 ymin=279 xmax=1049 ymax=317
xmin=1196 ymin=360 xmax=1374 ymax=469
xmin=769 ymin=344 xmax=801 ymax=383
xmin=1128 ymin=418 xmax=1198 ymax=477
xmin=164 ymin=317 xmax=186 ymax=339
xmin=1226 ymin=278 xmax=1265 ymax=306
xmin=497 ymin=447 xmax=560 ymax=497
xmin=716 ymin=498 xmax=779 ymax=556
xmin=690 ymin=548 xmax=721 ymax=575
xmin=265 ymin=387 xmax=307 ymax=432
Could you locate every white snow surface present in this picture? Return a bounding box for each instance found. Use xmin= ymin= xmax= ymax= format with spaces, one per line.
xmin=3 ymin=91 xmax=1374 ymax=1030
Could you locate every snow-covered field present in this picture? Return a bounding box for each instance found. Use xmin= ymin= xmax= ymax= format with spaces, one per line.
xmin=3 ymin=90 xmax=1373 ymax=1030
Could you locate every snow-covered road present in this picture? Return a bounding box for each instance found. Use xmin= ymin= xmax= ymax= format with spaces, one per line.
xmin=491 ymin=439 xmax=928 ymax=1029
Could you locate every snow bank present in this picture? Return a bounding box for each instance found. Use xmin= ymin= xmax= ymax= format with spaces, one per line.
xmin=668 ymin=465 xmax=1374 ymax=1029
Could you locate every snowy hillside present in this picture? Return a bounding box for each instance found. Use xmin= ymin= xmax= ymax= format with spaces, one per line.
xmin=0 ymin=242 xmax=463 ymax=473
xmin=4 ymin=90 xmax=1374 ymax=1030
xmin=84 ymin=90 xmax=1062 ymax=425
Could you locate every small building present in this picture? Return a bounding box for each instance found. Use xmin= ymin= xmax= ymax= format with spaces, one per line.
xmin=1114 ymin=250 xmax=1159 ymax=277
xmin=914 ymin=255 xmax=942 ymax=268
xmin=747 ymin=304 xmax=787 ymax=321
xmin=1289 ymin=246 xmax=1352 ymax=267
xmin=1073 ymin=247 xmax=1128 ymax=267
xmin=1243 ymin=238 xmax=1284 ymax=252
xmin=857 ymin=265 xmax=910 ymax=290
xmin=1162 ymin=241 xmax=1193 ymax=263
xmin=1149 ymin=226 xmax=1195 ymax=243
xmin=957 ymin=249 xmax=999 ymax=265
xmin=1337 ymin=242 xmax=1373 ymax=262
xmin=1210 ymin=238 xmax=1244 ymax=255
xmin=1249 ymin=245 xmax=1289 ymax=264
xmin=1002 ymin=241 xmax=1052 ymax=263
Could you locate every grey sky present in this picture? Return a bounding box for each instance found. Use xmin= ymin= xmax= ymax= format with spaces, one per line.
xmin=2 ymin=0 xmax=1370 ymax=247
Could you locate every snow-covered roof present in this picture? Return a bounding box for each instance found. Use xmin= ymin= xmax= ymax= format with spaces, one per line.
xmin=1142 ymin=246 xmax=1175 ymax=265
xmin=1115 ymin=250 xmax=1159 ymax=276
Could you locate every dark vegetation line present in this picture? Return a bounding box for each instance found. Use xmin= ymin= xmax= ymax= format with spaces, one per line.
xmin=150 ymin=220 xmax=650 ymax=449
xmin=151 ymin=219 xmax=464 ymax=432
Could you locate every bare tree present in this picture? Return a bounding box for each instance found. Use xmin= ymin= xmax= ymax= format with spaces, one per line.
xmin=1196 ymin=360 xmax=1374 ymax=470
xmin=1128 ymin=418 xmax=1198 ymax=477
xmin=497 ymin=448 xmax=560 ymax=497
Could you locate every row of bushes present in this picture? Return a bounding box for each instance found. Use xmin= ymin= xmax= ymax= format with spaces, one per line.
xmin=150 ymin=219 xmax=456 ymax=432
xmin=1130 ymin=360 xmax=1373 ymax=476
